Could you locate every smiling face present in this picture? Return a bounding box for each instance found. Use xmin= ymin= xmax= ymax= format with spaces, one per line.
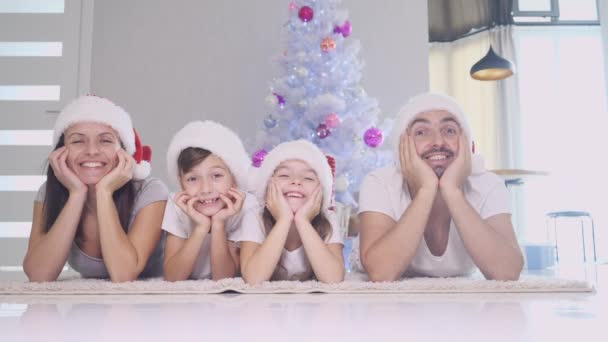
xmin=63 ymin=122 xmax=121 ymax=185
xmin=179 ymin=150 xmax=235 ymax=217
xmin=272 ymin=159 xmax=320 ymax=213
xmin=408 ymin=110 xmax=462 ymax=177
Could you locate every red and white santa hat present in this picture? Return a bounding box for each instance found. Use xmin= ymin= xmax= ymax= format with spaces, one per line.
xmin=253 ymin=140 xmax=335 ymax=214
xmin=52 ymin=94 xmax=152 ymax=180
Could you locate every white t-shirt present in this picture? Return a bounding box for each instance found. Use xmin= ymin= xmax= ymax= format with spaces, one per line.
xmin=161 ymin=192 xmax=261 ymax=280
xmin=353 ymin=165 xmax=511 ymax=277
xmin=234 ymin=210 xmax=344 ymax=281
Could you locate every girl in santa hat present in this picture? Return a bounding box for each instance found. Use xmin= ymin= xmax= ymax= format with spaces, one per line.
xmin=238 ymin=140 xmax=345 ymax=284
xmin=23 ymin=95 xmax=168 ymax=282
xmin=162 ymin=121 xmax=261 ymax=281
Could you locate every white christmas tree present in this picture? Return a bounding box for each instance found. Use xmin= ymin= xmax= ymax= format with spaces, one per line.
xmin=252 ymin=0 xmax=391 ymax=207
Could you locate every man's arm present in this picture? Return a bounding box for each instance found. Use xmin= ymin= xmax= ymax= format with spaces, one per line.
xmin=359 ymin=133 xmax=440 ymax=282
xmin=443 ymin=189 xmax=523 ymax=280
xmin=359 ymin=187 xmax=436 ymax=282
xmin=439 ymin=134 xmax=523 ymax=280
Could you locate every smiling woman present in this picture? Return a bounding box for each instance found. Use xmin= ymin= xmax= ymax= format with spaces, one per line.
xmin=22 ymin=95 xmax=168 ymax=282
xmin=62 ymin=123 xmax=121 ymax=184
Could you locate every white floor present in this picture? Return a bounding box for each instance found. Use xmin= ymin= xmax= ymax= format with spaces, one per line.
xmin=1 ymin=266 xmax=607 ymax=342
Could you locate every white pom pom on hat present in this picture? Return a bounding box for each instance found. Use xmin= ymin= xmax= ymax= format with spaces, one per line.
xmin=132 ymin=129 xmax=152 ymax=180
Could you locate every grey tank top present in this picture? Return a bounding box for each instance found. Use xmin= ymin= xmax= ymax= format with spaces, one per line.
xmin=35 ymin=177 xmax=169 ymax=278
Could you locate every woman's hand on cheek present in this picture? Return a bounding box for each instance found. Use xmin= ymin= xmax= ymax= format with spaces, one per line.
xmin=294 ymin=185 xmax=322 ymax=224
xmin=266 ymin=179 xmax=293 ymax=223
xmin=96 ymin=149 xmax=134 ymax=194
xmin=211 ymin=188 xmax=245 ymax=226
xmin=49 ymin=146 xmax=87 ymax=196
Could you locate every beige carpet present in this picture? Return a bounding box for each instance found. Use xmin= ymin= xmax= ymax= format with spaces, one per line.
xmin=0 ymin=272 xmax=593 ymax=295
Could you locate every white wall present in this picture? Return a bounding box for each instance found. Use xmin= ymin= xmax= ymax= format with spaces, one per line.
xmin=90 ymin=0 xmax=429 ymax=185
xmin=601 ymin=0 xmax=608 ymax=106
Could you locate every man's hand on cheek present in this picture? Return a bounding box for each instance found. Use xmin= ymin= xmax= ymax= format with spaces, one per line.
xmin=401 ymin=132 xmax=439 ymax=195
xmin=439 ymin=134 xmax=471 ymax=195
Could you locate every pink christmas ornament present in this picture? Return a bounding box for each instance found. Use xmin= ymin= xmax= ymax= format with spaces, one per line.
xmin=252 ymin=149 xmax=268 ymax=168
xmin=298 ymin=6 xmax=314 ymax=22
xmin=333 ymin=20 xmax=352 ymax=37
xmin=316 ymin=124 xmax=331 ymax=139
xmin=325 ymin=113 xmax=340 ymax=128
xmin=363 ymin=127 xmax=383 ymax=148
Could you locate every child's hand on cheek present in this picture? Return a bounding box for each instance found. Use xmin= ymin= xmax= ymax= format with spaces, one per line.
xmin=211 ymin=188 xmax=245 ymax=227
xmin=266 ymin=179 xmax=293 ymax=223
xmin=294 ymin=185 xmax=322 ymax=224
xmin=174 ymin=191 xmax=211 ymax=231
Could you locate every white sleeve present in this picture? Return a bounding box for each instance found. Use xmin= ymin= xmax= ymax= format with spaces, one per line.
xmin=357 ymin=172 xmax=394 ymax=218
xmin=228 ymin=208 xmax=265 ymax=243
xmin=226 ymin=193 xmax=265 ymax=243
xmin=326 ymin=211 xmax=344 ymax=245
xmin=132 ymin=178 xmax=169 ymax=215
xmin=231 ymin=209 xmax=265 ymax=244
xmin=480 ymin=182 xmax=511 ymax=219
xmin=161 ymin=195 xmax=189 ymax=239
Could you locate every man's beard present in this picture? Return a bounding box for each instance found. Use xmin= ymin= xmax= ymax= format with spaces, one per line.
xmin=421 ymin=147 xmax=454 ymax=178
xmin=433 ymin=166 xmax=446 ymax=177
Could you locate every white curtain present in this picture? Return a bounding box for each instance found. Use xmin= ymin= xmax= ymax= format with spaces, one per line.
xmin=429 ymin=25 xmax=522 ymax=170
xmin=514 ymin=26 xmax=607 ymax=259
xmin=429 ymin=26 xmax=524 ymax=238
xmin=431 ymin=25 xmax=608 ymax=260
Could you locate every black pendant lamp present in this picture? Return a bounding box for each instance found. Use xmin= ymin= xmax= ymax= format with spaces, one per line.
xmin=470 ymin=45 xmax=515 ymax=81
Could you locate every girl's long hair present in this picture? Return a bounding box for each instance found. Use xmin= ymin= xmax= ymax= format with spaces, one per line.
xmin=42 ymin=135 xmax=135 ymax=235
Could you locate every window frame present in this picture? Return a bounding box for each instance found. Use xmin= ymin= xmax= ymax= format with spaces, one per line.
xmin=513 ymin=0 xmax=600 ymax=25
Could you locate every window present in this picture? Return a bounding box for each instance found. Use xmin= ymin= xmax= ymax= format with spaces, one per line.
xmin=0 ymin=0 xmax=64 ymax=13
xmin=513 ymin=0 xmax=599 ymax=24
xmin=514 ymin=25 xmax=607 ymax=261
xmin=513 ymin=0 xmax=559 ymax=18
xmin=0 ymin=0 xmax=92 ymax=275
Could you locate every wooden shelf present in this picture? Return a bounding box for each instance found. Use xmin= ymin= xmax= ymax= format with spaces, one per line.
xmin=489 ymin=169 xmax=549 ymax=186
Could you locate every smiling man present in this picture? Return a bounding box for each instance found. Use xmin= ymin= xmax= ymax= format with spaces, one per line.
xmin=355 ymin=93 xmax=523 ymax=281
